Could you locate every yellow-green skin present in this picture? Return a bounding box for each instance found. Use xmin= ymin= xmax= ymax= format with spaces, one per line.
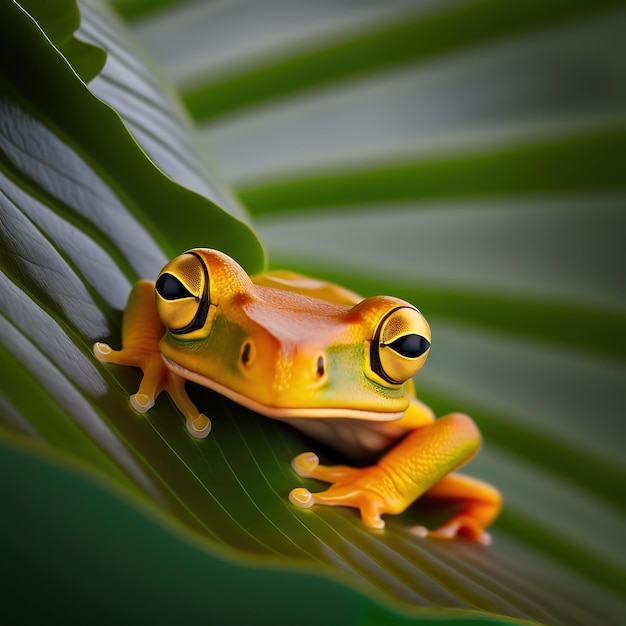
xmin=94 ymin=248 xmax=501 ymax=542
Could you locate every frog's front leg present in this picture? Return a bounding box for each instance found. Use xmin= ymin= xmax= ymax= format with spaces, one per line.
xmin=93 ymin=280 xmax=211 ymax=437
xmin=290 ymin=412 xmax=500 ymax=543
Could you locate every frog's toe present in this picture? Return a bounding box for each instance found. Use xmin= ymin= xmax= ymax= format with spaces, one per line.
xmin=187 ymin=414 xmax=211 ymax=438
xmin=414 ymin=514 xmax=492 ymax=544
xmin=93 ymin=342 xmax=112 ymax=361
xmin=363 ymin=514 xmax=385 ymax=529
xmin=289 ymin=487 xmax=315 ymax=509
xmin=359 ymin=501 xmax=385 ymax=529
xmin=478 ymin=531 xmax=492 ymax=546
xmin=291 ymin=452 xmax=319 ymax=476
xmin=290 ymin=453 xmax=361 ymax=483
xmin=412 ymin=525 xmax=429 ymax=538
xmin=289 ymin=480 xmax=387 ymax=529
xmin=130 ymin=393 xmax=154 ymax=413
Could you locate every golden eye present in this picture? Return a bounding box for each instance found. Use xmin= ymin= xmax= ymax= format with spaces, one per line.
xmin=155 ymin=252 xmax=210 ymax=334
xmin=370 ymin=306 xmax=431 ymax=385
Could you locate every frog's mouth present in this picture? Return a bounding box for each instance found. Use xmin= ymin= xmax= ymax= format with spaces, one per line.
xmin=162 ymin=356 xmax=404 ymax=422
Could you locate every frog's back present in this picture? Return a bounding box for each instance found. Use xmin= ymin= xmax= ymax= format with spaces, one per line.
xmin=252 ymin=270 xmax=362 ymax=306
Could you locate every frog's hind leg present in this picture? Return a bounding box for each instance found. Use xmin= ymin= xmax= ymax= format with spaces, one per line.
xmin=413 ymin=473 xmax=502 ymax=545
xmin=289 ymin=413 xmax=488 ymax=535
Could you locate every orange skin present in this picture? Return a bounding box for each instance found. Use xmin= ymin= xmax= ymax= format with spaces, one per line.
xmin=94 ymin=249 xmax=501 ymax=543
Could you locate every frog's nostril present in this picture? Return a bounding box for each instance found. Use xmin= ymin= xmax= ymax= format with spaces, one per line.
xmin=240 ymin=339 xmax=256 ymax=368
xmin=312 ymin=352 xmax=327 ymax=381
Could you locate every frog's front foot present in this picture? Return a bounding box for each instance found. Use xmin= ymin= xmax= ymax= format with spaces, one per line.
xmin=289 ymin=452 xmax=395 ymax=529
xmin=93 ymin=341 xmax=211 ymax=439
xmin=94 ymin=340 xmax=166 ymax=415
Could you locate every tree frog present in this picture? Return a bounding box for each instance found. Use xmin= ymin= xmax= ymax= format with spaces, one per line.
xmin=94 ymin=249 xmax=501 ymax=543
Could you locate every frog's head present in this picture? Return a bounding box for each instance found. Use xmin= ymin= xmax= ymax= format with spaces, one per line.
xmin=154 ymin=249 xmax=431 ymax=422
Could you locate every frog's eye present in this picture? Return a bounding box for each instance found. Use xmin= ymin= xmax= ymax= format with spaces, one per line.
xmin=155 ymin=252 xmax=210 ymax=335
xmin=369 ymin=306 xmax=431 ymax=385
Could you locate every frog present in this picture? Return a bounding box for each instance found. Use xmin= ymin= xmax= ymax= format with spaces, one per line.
xmin=93 ymin=248 xmax=501 ymax=543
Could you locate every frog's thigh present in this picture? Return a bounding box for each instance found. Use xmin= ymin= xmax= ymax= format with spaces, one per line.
xmin=377 ymin=412 xmax=481 ymax=506
xmin=290 ymin=413 xmax=481 ymax=529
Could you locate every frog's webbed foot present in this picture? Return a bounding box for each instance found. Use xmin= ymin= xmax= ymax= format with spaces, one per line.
xmin=94 ymin=281 xmax=211 ymax=438
xmin=289 ymin=414 xmax=501 ymax=541
xmin=93 ymin=342 xmax=211 ymax=439
xmin=411 ymin=473 xmax=501 ymax=544
xmin=289 ymin=452 xmax=391 ymax=529
xmin=94 ymin=340 xmax=163 ymax=412
xmin=413 ymin=516 xmax=492 ymax=546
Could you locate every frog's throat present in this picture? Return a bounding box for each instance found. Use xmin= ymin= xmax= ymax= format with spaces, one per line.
xmin=162 ymin=356 xmax=404 ymax=422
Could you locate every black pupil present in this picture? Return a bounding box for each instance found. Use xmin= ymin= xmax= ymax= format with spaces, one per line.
xmin=387 ymin=334 xmax=430 ymax=358
xmin=156 ymin=273 xmax=193 ymax=300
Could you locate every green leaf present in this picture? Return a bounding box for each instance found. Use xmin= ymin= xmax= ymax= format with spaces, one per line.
xmin=0 ymin=0 xmax=263 ymax=275
xmin=2 ymin=0 xmax=625 ymax=624
xmin=238 ymin=130 xmax=626 ymax=214
xmin=17 ymin=0 xmax=106 ymax=82
xmin=79 ymin=0 xmax=252 ymax=223
xmin=1 ymin=436 xmax=534 ymax=626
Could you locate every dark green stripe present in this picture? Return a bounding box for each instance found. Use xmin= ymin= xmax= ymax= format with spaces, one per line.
xmin=264 ymin=264 xmax=626 ymax=364
xmin=182 ymin=0 xmax=624 ymax=122
xmin=417 ymin=387 xmax=626 ymax=514
xmin=241 ymin=129 xmax=626 ymax=214
xmin=110 ymin=0 xmax=185 ymax=21
xmin=497 ymin=508 xmax=625 ymax=598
